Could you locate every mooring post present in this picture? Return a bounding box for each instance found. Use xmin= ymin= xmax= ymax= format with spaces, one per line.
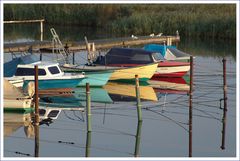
xmin=40 ymin=21 xmax=43 ymax=41
xmin=34 ymin=65 xmax=39 ymax=157
xmin=134 ymin=121 xmax=143 ymax=157
xmin=86 ymin=83 xmax=92 ymax=132
xmin=85 ymin=131 xmax=92 ymax=157
xmin=221 ymin=57 xmax=227 ymax=150
xmin=135 ymin=75 xmax=142 ymax=121
xmin=189 ymin=56 xmax=193 ymax=157
xmin=72 ymin=52 xmax=75 ymax=65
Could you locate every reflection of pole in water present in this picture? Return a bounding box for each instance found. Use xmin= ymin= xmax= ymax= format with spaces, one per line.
xmin=189 ymin=56 xmax=193 ymax=157
xmin=34 ymin=65 xmax=40 ymax=157
xmin=85 ymin=131 xmax=92 ymax=157
xmin=134 ymin=121 xmax=143 ymax=157
xmin=221 ymin=58 xmax=228 ymax=150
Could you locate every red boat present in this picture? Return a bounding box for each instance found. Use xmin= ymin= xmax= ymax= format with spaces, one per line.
xmin=153 ymin=61 xmax=190 ymax=77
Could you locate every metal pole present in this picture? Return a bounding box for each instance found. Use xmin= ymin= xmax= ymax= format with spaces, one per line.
xmin=134 ymin=121 xmax=142 ymax=157
xmin=40 ymin=21 xmax=43 ymax=41
xmin=135 ymin=75 xmax=142 ymax=121
xmin=221 ymin=58 xmax=227 ymax=150
xmin=86 ymin=83 xmax=92 ymax=132
xmin=189 ymin=56 xmax=193 ymax=157
xmin=34 ymin=65 xmax=39 ymax=157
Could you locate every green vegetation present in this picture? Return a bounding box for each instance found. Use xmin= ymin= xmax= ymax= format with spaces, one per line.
xmin=4 ymin=4 xmax=236 ymax=39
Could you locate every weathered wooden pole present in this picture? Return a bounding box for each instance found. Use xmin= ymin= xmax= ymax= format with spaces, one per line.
xmin=134 ymin=121 xmax=142 ymax=157
xmin=86 ymin=83 xmax=92 ymax=132
xmin=72 ymin=52 xmax=75 ymax=65
xmin=221 ymin=57 xmax=228 ymax=150
xmin=34 ymin=65 xmax=39 ymax=157
xmin=40 ymin=21 xmax=43 ymax=41
xmin=189 ymin=56 xmax=193 ymax=157
xmin=85 ymin=131 xmax=92 ymax=157
xmin=135 ymin=75 xmax=142 ymax=121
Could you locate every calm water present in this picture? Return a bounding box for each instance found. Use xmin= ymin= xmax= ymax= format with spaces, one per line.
xmin=3 ymin=24 xmax=236 ymax=158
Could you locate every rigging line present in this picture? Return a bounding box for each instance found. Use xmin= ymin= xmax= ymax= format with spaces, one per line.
xmin=192 ymin=107 xmax=222 ymax=122
xmin=156 ymin=109 xmax=222 ymax=121
xmin=63 ymin=110 xmax=84 ymax=122
xmin=143 ymin=108 xmax=189 ymax=132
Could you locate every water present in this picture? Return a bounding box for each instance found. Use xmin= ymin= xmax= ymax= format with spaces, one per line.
xmin=3 ymin=24 xmax=236 ymax=158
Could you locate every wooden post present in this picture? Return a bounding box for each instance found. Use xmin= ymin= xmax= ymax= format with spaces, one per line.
xmin=221 ymin=58 xmax=227 ymax=150
xmin=134 ymin=121 xmax=142 ymax=157
xmin=189 ymin=56 xmax=193 ymax=157
xmin=85 ymin=131 xmax=92 ymax=157
xmin=86 ymin=83 xmax=92 ymax=132
xmin=135 ymin=75 xmax=142 ymax=121
xmin=34 ymin=65 xmax=39 ymax=157
xmin=72 ymin=52 xmax=75 ymax=65
xmin=40 ymin=21 xmax=43 ymax=41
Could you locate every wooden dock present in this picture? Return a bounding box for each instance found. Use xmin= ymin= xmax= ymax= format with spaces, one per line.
xmin=4 ymin=35 xmax=180 ymax=53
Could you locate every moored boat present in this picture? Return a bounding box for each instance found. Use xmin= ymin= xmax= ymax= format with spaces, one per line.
xmin=144 ymin=44 xmax=191 ymax=62
xmin=61 ymin=64 xmax=113 ymax=86
xmin=5 ymin=61 xmax=85 ymax=90
xmin=94 ymin=47 xmax=190 ymax=78
xmin=4 ymin=79 xmax=33 ymax=112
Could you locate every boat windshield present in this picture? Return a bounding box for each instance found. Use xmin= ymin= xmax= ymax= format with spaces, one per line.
xmin=15 ymin=68 xmax=46 ymax=76
xmin=48 ymin=66 xmax=61 ymax=74
xmin=152 ymin=52 xmax=165 ymax=61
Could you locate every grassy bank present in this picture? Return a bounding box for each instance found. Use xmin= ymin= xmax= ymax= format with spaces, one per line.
xmin=4 ymin=4 xmax=236 ymax=39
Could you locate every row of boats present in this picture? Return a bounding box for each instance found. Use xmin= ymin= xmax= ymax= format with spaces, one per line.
xmin=4 ymin=43 xmax=192 ymax=111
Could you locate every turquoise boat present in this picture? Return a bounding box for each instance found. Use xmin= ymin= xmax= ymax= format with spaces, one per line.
xmin=61 ymin=65 xmax=113 ymax=87
xmin=6 ymin=61 xmax=86 ymax=90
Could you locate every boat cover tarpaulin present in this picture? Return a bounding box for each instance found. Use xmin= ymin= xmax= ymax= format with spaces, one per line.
xmin=144 ymin=44 xmax=176 ymax=57
xmin=4 ymin=54 xmax=39 ymax=77
xmin=95 ymin=47 xmax=158 ymax=65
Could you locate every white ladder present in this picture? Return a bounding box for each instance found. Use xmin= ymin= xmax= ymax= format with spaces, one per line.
xmin=50 ymin=28 xmax=69 ymax=64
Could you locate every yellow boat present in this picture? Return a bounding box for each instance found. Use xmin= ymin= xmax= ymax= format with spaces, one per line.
xmin=104 ymin=82 xmax=158 ymax=101
xmin=109 ymin=63 xmax=159 ymax=81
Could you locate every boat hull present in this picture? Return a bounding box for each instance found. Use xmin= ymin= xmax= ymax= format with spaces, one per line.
xmin=109 ymin=63 xmax=158 ymax=81
xmin=23 ymin=78 xmax=84 ymax=90
xmin=67 ymin=71 xmax=112 ymax=86
xmin=153 ymin=62 xmax=190 ymax=77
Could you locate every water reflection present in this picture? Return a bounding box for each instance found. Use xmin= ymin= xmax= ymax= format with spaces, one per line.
xmin=4 ymin=112 xmax=33 ymax=138
xmin=104 ymin=81 xmax=158 ymax=102
xmin=85 ymin=131 xmax=92 ymax=157
xmin=134 ymin=121 xmax=142 ymax=157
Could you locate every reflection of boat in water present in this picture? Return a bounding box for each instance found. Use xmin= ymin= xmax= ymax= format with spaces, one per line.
xmin=4 ymin=112 xmax=33 ymax=138
xmin=148 ymin=77 xmax=190 ymax=94
xmin=40 ymin=87 xmax=113 ymax=107
xmin=104 ymin=82 xmax=158 ymax=101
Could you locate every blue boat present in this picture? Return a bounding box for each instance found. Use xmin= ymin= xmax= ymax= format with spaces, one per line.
xmin=144 ymin=44 xmax=191 ymax=62
xmin=6 ymin=61 xmax=86 ymax=90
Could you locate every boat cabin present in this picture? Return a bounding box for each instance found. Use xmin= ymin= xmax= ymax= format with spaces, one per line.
xmin=13 ymin=61 xmax=64 ymax=79
xmin=94 ymin=47 xmax=165 ymax=65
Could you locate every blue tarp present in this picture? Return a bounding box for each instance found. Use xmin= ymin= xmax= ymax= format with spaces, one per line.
xmin=144 ymin=44 xmax=176 ymax=57
xmin=4 ymin=54 xmax=39 ymax=77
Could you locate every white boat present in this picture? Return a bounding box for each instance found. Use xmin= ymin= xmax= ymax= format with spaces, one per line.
xmin=5 ymin=61 xmax=85 ymax=90
xmin=4 ymin=79 xmax=33 ymax=112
